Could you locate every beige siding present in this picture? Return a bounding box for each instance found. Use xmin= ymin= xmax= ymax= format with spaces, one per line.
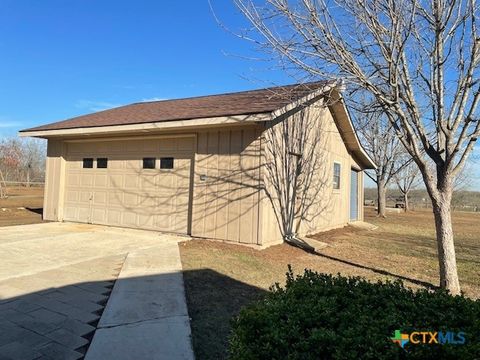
xmin=299 ymin=108 xmax=365 ymax=234
xmin=191 ymin=127 xmax=262 ymax=245
xmin=42 ymin=108 xmax=366 ymax=246
xmin=260 ymin=105 xmax=365 ymax=245
xmin=43 ymin=139 xmax=65 ymax=221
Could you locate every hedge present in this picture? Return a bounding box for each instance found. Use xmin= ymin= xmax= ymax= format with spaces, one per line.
xmin=229 ymin=267 xmax=480 ymax=359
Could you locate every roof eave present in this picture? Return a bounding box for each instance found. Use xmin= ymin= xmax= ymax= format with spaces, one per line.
xmin=19 ymin=113 xmax=271 ymax=138
xmin=268 ymin=83 xmax=376 ymax=170
xmin=327 ymin=91 xmax=377 ymax=170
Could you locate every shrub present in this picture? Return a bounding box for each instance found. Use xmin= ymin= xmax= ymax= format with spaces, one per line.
xmin=229 ymin=268 xmax=480 ymax=360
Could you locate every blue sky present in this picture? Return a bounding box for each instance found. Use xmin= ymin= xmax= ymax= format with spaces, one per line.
xmin=0 ymin=0 xmax=478 ymax=189
xmin=0 ymin=0 xmax=288 ymax=135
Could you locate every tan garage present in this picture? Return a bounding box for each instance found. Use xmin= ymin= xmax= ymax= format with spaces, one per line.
xmin=20 ymin=82 xmax=375 ymax=247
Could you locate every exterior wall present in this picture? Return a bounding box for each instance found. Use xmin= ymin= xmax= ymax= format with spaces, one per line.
xmin=191 ymin=126 xmax=263 ymax=245
xmin=43 ymin=139 xmax=65 ymax=221
xmin=42 ymin=112 xmax=365 ymax=247
xmin=259 ymin=103 xmax=366 ymax=245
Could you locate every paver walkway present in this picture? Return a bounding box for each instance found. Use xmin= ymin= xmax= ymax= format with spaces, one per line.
xmin=0 ymin=222 xmax=184 ymax=360
xmin=85 ymin=243 xmax=195 ymax=360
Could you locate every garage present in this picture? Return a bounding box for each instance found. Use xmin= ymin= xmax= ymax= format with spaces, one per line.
xmin=62 ymin=136 xmax=194 ymax=234
xmin=21 ymin=82 xmax=375 ymax=246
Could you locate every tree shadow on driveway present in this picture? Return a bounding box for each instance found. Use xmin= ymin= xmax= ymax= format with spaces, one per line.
xmin=0 ymin=269 xmax=265 ymax=360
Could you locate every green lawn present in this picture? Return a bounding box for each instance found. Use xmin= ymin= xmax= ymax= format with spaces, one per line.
xmin=179 ymin=207 xmax=480 ymax=359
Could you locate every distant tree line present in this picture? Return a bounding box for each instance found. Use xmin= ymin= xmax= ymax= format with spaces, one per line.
xmin=365 ymin=188 xmax=480 ymax=212
xmin=0 ymin=138 xmax=46 ymax=186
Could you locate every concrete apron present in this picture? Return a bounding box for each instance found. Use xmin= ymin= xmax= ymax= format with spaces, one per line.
xmin=85 ymin=243 xmax=195 ymax=360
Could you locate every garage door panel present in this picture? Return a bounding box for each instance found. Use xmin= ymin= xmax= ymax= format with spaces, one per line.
xmin=108 ymin=160 xmax=124 ymax=170
xmin=122 ymin=211 xmax=138 ymax=227
xmin=91 ymin=208 xmax=106 ymax=223
xmin=125 ymin=159 xmax=139 ymax=170
xmin=81 ymin=175 xmax=94 ymax=187
xmin=67 ymin=174 xmax=80 ymax=186
xmin=64 ymin=207 xmax=77 ymax=220
xmin=154 ymin=214 xmax=172 ymax=230
xmin=92 ymin=191 xmax=107 ymax=205
xmin=123 ymin=193 xmax=138 ymax=207
xmin=77 ymin=207 xmax=91 ymax=222
xmin=94 ymin=174 xmax=108 ymax=187
xmin=64 ymin=137 xmax=193 ymax=234
xmin=138 ymin=195 xmax=157 ymax=207
xmin=106 ymin=210 xmax=121 ymax=224
xmin=108 ymin=192 xmax=124 ymax=207
xmin=140 ymin=174 xmax=157 ymax=190
xmin=108 ymin=174 xmax=123 ymax=187
xmin=138 ymin=213 xmax=155 ymax=228
xmin=77 ymin=191 xmax=91 ymax=203
xmin=124 ymin=175 xmax=139 ymax=189
xmin=65 ymin=190 xmax=79 ymax=202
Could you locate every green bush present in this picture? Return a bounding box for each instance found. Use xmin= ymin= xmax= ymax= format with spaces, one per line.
xmin=229 ymin=268 xmax=480 ymax=360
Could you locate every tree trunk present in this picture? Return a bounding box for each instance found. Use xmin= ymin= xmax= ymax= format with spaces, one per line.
xmin=432 ymin=192 xmax=461 ymax=295
xmin=377 ymin=179 xmax=387 ymax=217
xmin=403 ymin=191 xmax=409 ymax=212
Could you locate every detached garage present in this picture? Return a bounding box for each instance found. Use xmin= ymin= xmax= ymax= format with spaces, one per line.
xmin=20 ymin=82 xmax=375 ymax=247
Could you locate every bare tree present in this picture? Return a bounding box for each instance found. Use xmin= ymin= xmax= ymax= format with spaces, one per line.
xmin=263 ymin=100 xmax=329 ymax=243
xmin=235 ymin=0 xmax=480 ymax=294
xmin=395 ymin=160 xmax=421 ymax=212
xmin=0 ymin=138 xmax=46 ymax=186
xmin=21 ymin=138 xmax=47 ymax=186
xmin=0 ymin=138 xmax=23 ymax=183
xmin=355 ymin=108 xmax=408 ymax=217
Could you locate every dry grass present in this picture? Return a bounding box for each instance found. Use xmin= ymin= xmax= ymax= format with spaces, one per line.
xmin=179 ymin=207 xmax=480 ymax=359
xmin=0 ymin=186 xmax=44 ymax=227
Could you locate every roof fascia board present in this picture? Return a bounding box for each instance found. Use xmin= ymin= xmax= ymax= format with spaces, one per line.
xmin=268 ymin=82 xmax=376 ymax=170
xmin=19 ymin=113 xmax=270 ymax=138
xmin=269 ymin=82 xmax=337 ymax=121
xmin=328 ymin=91 xmax=377 ymax=169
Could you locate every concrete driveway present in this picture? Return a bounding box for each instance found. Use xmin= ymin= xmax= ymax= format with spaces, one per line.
xmin=0 ymin=222 xmax=185 ymax=360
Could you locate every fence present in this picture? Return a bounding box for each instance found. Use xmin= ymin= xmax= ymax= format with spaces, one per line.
xmin=1 ymin=181 xmax=45 ymax=187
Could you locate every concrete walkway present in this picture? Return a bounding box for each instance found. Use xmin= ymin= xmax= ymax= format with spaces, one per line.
xmin=0 ymin=222 xmax=179 ymax=360
xmin=85 ymin=243 xmax=195 ymax=360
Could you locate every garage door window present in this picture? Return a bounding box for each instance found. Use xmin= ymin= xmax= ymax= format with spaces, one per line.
xmin=97 ymin=158 xmax=108 ymax=168
xmin=83 ymin=158 xmax=93 ymax=168
xmin=143 ymin=157 xmax=156 ymax=169
xmin=160 ymin=157 xmax=174 ymax=169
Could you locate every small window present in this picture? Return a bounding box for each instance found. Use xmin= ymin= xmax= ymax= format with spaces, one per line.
xmin=160 ymin=157 xmax=174 ymax=169
xmin=333 ymin=162 xmax=341 ymax=189
xmin=143 ymin=157 xmax=156 ymax=169
xmin=97 ymin=158 xmax=108 ymax=169
xmin=83 ymin=158 xmax=93 ymax=169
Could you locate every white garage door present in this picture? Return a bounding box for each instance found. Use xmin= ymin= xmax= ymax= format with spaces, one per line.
xmin=63 ymin=136 xmax=194 ymax=234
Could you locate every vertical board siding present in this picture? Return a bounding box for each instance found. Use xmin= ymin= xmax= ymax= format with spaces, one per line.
xmin=260 ymin=105 xmax=365 ymax=244
xmin=192 ymin=127 xmax=262 ymax=244
xmin=43 ymin=139 xmax=64 ymax=221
